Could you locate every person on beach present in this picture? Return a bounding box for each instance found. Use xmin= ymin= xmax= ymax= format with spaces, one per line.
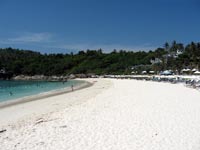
xmin=71 ymin=85 xmax=74 ymax=91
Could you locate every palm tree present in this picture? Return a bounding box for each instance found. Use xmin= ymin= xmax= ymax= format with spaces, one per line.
xmin=171 ymin=40 xmax=177 ymax=52
xmin=164 ymin=42 xmax=170 ymax=52
xmin=177 ymin=43 xmax=184 ymax=52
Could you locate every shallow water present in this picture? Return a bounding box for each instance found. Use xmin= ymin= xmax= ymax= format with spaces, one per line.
xmin=0 ymin=80 xmax=84 ymax=102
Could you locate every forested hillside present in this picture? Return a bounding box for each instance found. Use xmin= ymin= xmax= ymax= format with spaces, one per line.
xmin=0 ymin=41 xmax=200 ymax=76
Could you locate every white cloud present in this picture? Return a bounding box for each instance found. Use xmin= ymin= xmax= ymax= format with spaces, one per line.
xmin=0 ymin=32 xmax=53 ymax=44
xmin=0 ymin=33 xmax=156 ymax=53
xmin=8 ymin=32 xmax=52 ymax=43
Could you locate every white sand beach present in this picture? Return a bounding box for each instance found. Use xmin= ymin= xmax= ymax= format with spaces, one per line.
xmin=1 ymin=79 xmax=200 ymax=150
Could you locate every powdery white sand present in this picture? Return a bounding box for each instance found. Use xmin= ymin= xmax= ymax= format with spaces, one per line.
xmin=1 ymin=79 xmax=200 ymax=150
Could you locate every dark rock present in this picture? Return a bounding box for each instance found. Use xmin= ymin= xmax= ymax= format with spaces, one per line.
xmin=0 ymin=129 xmax=6 ymax=133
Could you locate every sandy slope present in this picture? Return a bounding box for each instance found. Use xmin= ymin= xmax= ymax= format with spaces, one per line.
xmin=1 ymin=79 xmax=200 ymax=150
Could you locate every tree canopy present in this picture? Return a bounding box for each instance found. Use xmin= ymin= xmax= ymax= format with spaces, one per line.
xmin=0 ymin=41 xmax=200 ymax=76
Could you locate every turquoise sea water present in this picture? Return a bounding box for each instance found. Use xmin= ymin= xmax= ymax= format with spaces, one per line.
xmin=0 ymin=80 xmax=84 ymax=103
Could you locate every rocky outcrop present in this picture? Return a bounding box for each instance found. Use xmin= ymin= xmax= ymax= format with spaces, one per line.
xmin=12 ymin=75 xmax=69 ymax=81
xmin=11 ymin=73 xmax=97 ymax=81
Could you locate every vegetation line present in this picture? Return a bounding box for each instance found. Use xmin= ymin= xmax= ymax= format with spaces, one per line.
xmin=0 ymin=41 xmax=200 ymax=77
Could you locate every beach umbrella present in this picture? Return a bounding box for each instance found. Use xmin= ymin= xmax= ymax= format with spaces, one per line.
xmin=161 ymin=70 xmax=173 ymax=75
xmin=181 ymin=68 xmax=191 ymax=74
xmin=142 ymin=71 xmax=147 ymax=74
xmin=194 ymin=71 xmax=200 ymax=75
xmin=149 ymin=71 xmax=155 ymax=74
xmin=192 ymin=68 xmax=197 ymax=72
xmin=131 ymin=71 xmax=136 ymax=74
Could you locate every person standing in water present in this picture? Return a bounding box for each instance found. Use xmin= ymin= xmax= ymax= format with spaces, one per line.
xmin=9 ymin=91 xmax=13 ymax=96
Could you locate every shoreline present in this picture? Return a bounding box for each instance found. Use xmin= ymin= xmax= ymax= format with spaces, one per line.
xmin=0 ymin=80 xmax=93 ymax=109
xmin=0 ymin=78 xmax=111 ymax=128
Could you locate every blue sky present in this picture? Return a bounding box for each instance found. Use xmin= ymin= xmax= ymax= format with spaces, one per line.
xmin=0 ymin=0 xmax=199 ymax=53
